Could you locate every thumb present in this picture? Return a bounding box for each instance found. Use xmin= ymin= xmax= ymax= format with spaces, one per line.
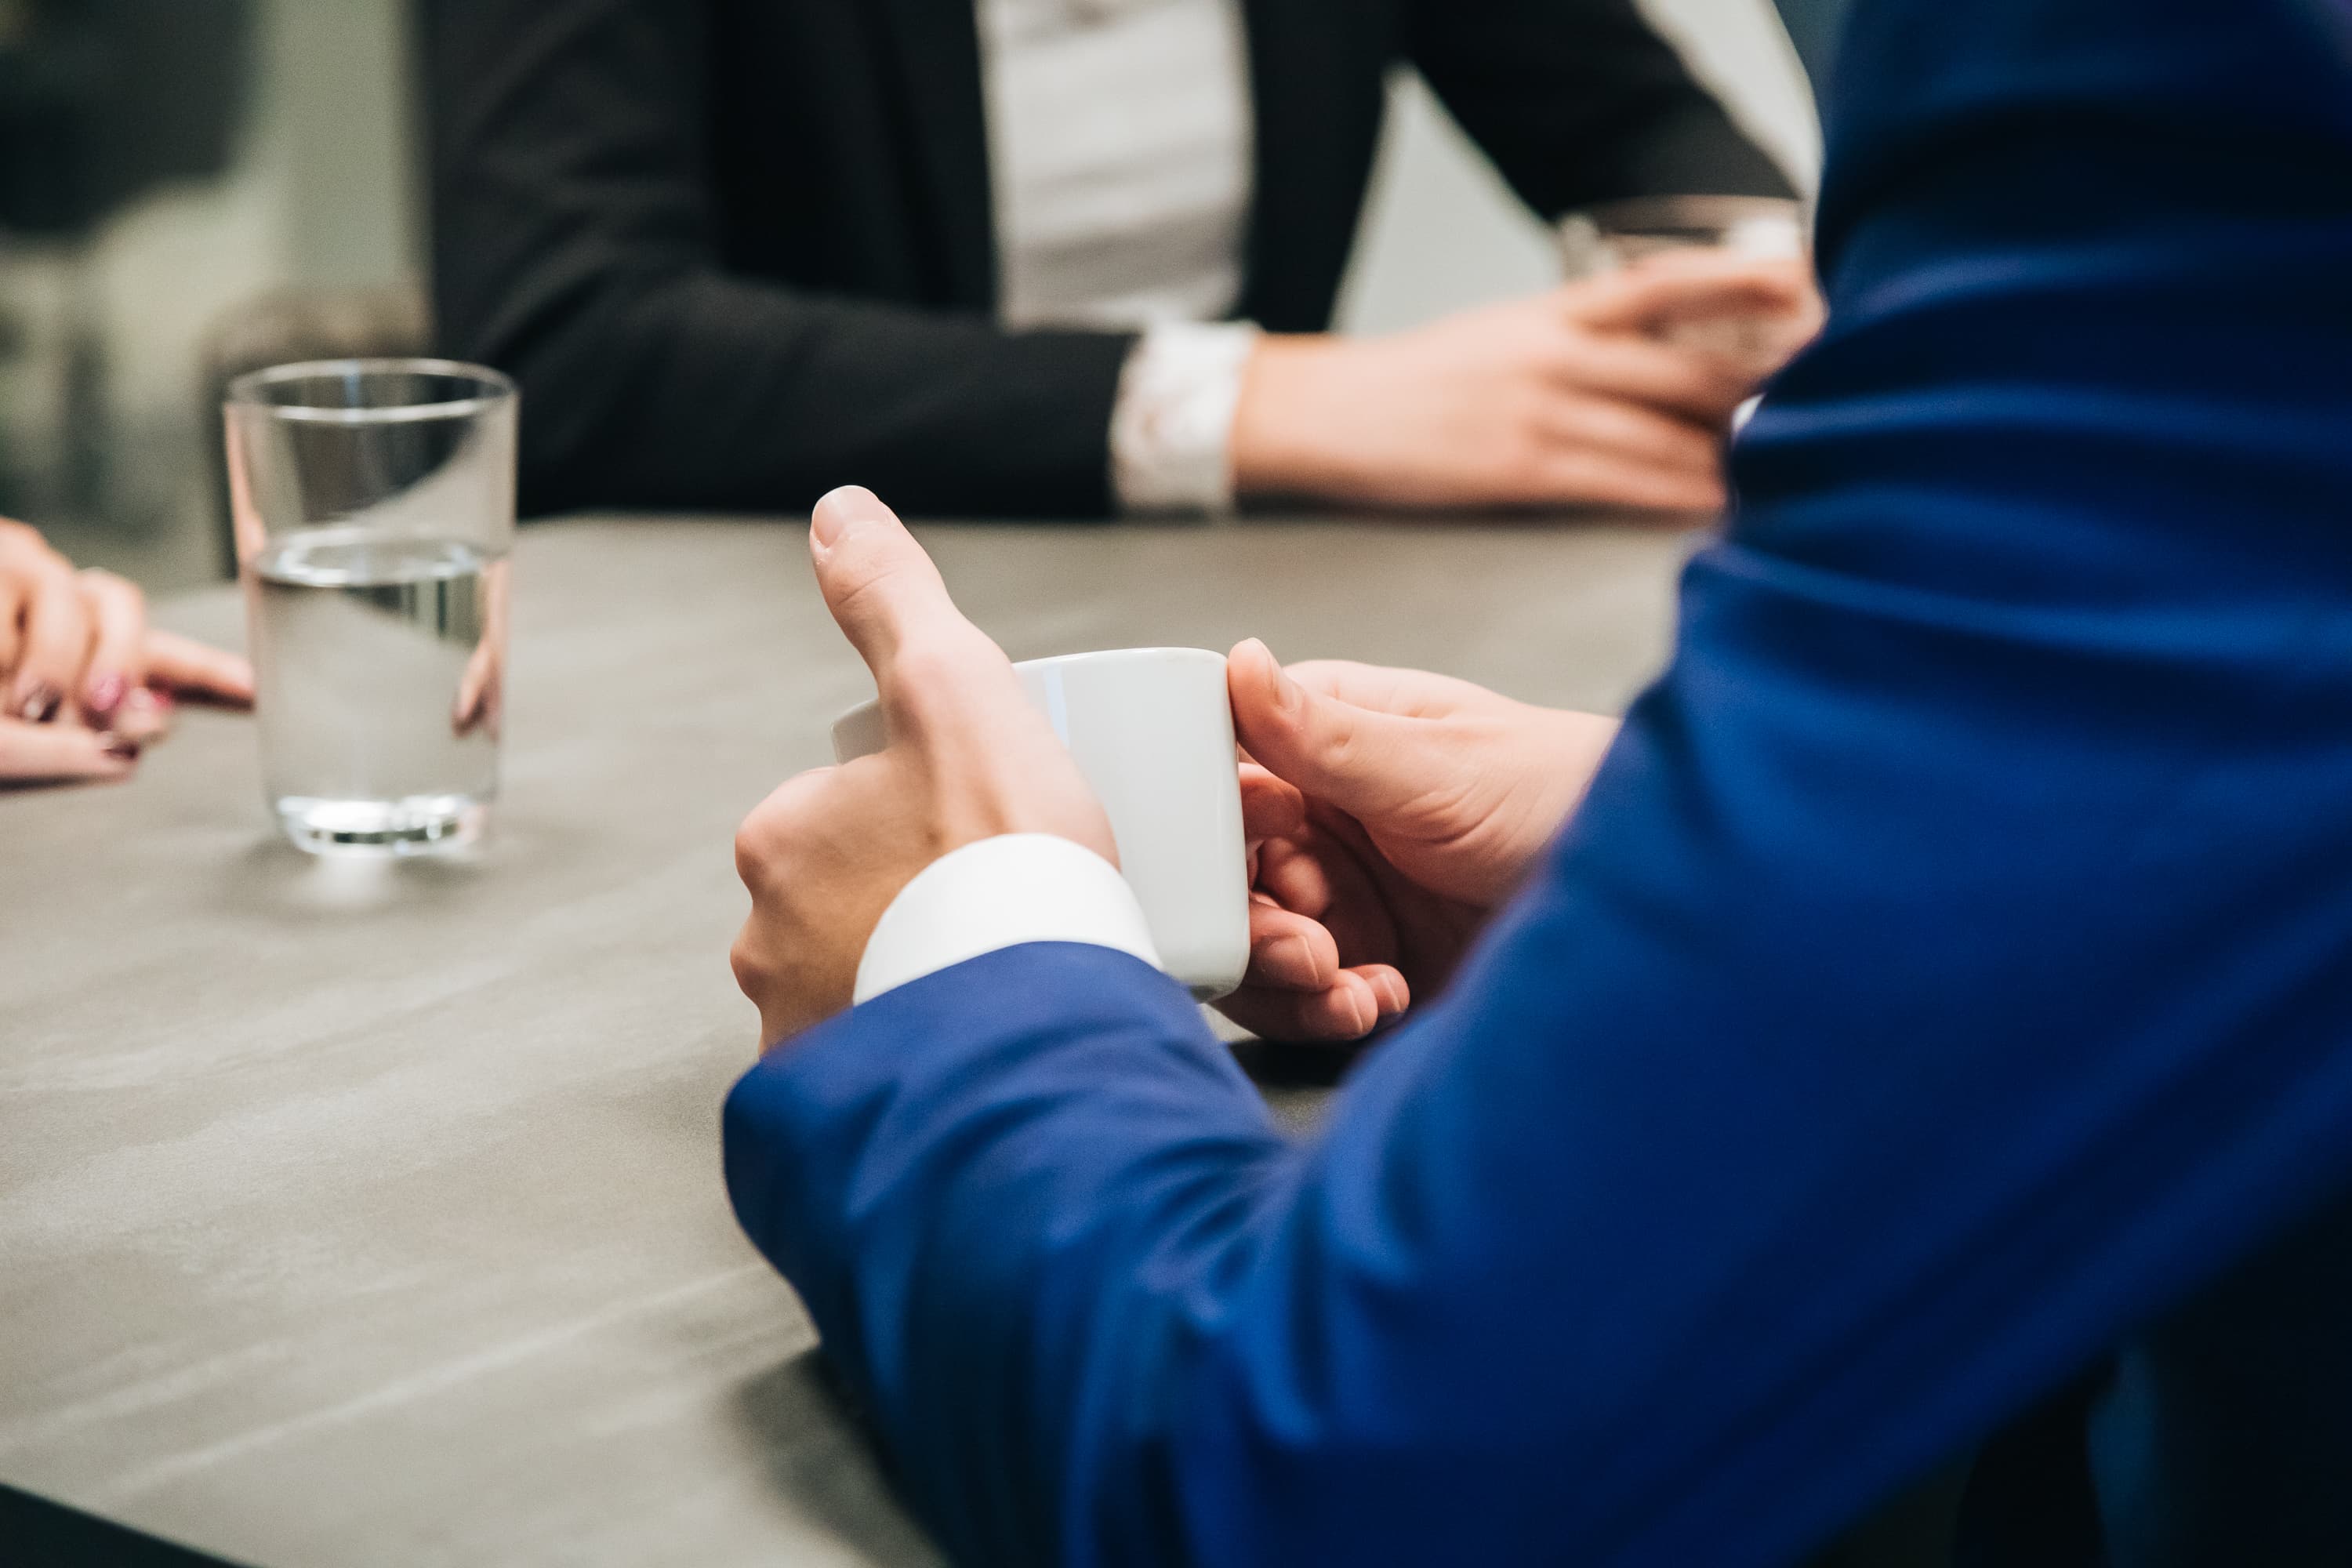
xmin=809 ymin=485 xmax=978 ymax=677
xmin=1228 ymin=638 xmax=1445 ymax=826
xmin=1568 ymin=254 xmax=1810 ymax=334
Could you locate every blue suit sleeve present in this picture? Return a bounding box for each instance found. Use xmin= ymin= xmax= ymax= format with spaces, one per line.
xmin=724 ymin=2 xmax=2352 ymax=1563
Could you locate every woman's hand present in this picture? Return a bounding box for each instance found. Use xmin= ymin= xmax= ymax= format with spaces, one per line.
xmin=1 ymin=517 xmax=254 ymax=786
xmin=1228 ymin=254 xmax=1818 ymax=514
xmin=1219 ymin=640 xmax=1619 ymax=1043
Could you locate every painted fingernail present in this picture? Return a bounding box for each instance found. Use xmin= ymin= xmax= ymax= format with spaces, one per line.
xmin=103 ymin=735 xmax=141 ymax=762
xmin=85 ymin=671 xmax=127 ymax=720
xmin=16 ymin=683 xmax=60 ymax=723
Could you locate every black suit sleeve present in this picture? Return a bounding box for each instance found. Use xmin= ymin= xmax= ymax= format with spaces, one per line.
xmin=421 ymin=0 xmax=1134 ymax=520
xmin=1406 ymin=0 xmax=1795 ymax=217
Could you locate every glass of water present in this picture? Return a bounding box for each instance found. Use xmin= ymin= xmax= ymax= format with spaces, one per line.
xmin=224 ymin=360 xmax=517 ymax=857
xmin=1558 ymin=195 xmax=1811 ymax=379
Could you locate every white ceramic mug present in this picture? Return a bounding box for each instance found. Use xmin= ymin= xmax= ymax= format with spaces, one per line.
xmin=832 ymin=647 xmax=1250 ymax=1000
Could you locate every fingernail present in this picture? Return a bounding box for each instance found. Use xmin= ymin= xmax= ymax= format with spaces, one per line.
xmin=1345 ymin=992 xmax=1376 ymax=1037
xmin=1374 ymin=975 xmax=1409 ymax=1016
xmin=103 ymin=735 xmax=141 ymax=762
xmin=811 ymin=485 xmax=884 ymax=551
xmin=1272 ymin=935 xmax=1316 ymax=983
xmin=16 ymin=683 xmax=60 ymax=723
xmin=1275 ymin=666 xmax=1305 ymax=717
xmin=85 ymin=671 xmax=127 ymax=720
xmin=1243 ymin=639 xmax=1300 ymax=715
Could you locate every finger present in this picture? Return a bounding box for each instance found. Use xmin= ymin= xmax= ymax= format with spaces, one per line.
xmin=808 ymin=485 xmax=1002 ymax=699
xmin=76 ymin=569 xmax=147 ymax=727
xmin=452 ymin=641 xmax=499 ymax=738
xmin=734 ymin=764 xmax=848 ymax=897
xmin=808 ymin=485 xmax=1028 ymax=746
xmin=143 ymin=630 xmax=256 ymax=706
xmin=1528 ymin=446 xmax=1726 ymax=514
xmin=0 ymin=715 xmax=136 ymax=784
xmin=1217 ymin=982 xmax=1379 ymax=1043
xmin=1256 ymin=833 xmax=1338 ymax=919
xmin=9 ymin=557 xmax=93 ymax=723
xmin=107 ymin=687 xmax=176 ymax=746
xmin=1214 ymin=966 xmax=1407 ymax=1044
xmin=0 ymin=567 xmax=27 ymax=680
xmin=1543 ymin=332 xmax=1758 ymax=426
xmin=0 ymin=521 xmax=47 ymax=682
xmin=1537 ymin=394 xmax=1726 ymax=480
xmin=1264 ymin=825 xmax=1406 ymax=969
xmin=1228 ymin=638 xmax=1456 ymax=824
xmin=1245 ymin=901 xmax=1340 ymax=991
xmin=1351 ymin=963 xmax=1410 ymax=1018
xmin=1565 ymin=254 xmax=1815 ymax=334
xmin=1239 ymin=764 xmax=1307 ymax=841
xmin=1275 ymin=660 xmax=1462 ymax=719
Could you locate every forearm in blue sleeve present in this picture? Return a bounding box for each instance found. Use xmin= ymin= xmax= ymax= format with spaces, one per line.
xmin=727 ymin=671 xmax=2352 ymax=1568
xmin=728 ymin=609 xmax=2352 ymax=1568
xmin=724 ymin=946 xmax=1301 ymax=1564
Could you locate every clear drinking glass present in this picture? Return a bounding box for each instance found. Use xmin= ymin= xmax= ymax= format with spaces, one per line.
xmin=1559 ymin=194 xmax=1810 ymax=376
xmin=224 ymin=360 xmax=517 ymax=857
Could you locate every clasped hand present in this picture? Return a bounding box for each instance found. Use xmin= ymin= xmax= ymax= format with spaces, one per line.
xmin=731 ymin=488 xmax=1617 ymax=1047
xmin=1 ymin=517 xmax=254 ymax=786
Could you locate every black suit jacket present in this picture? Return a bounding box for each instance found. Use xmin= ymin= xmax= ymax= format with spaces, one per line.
xmin=423 ymin=0 xmax=1791 ymax=518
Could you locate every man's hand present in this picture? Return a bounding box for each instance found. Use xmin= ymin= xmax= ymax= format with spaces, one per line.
xmin=730 ymin=487 xmax=1116 ymax=1049
xmin=1228 ymin=255 xmax=1817 ymax=514
xmin=1221 ymin=640 xmax=1619 ymax=1042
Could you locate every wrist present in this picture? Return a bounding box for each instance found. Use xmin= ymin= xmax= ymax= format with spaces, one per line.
xmin=1229 ymin=335 xmax=1348 ymax=501
xmin=1109 ymin=323 xmax=1261 ymax=514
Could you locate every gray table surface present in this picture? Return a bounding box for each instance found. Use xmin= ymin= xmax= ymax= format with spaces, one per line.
xmin=0 ymin=515 xmax=1697 ymax=1567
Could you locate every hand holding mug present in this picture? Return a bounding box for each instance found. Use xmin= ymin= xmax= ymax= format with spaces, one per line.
xmin=731 ymin=486 xmax=1117 ymax=1047
xmin=1221 ymin=641 xmax=1620 ymax=1042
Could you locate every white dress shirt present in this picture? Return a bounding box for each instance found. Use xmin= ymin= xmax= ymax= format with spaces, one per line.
xmin=976 ymin=0 xmax=1261 ymax=514
xmin=855 ymin=833 xmax=1167 ymax=1003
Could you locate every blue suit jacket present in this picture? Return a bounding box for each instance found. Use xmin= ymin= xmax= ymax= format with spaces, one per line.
xmin=725 ymin=1 xmax=2352 ymax=1562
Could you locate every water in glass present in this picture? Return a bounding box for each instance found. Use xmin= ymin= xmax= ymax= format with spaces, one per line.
xmin=253 ymin=528 xmax=504 ymax=855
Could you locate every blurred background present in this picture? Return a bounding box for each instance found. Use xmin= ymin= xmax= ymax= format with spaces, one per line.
xmin=0 ymin=0 xmax=1817 ymax=595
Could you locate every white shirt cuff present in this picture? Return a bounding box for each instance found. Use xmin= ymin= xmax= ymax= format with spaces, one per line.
xmin=1109 ymin=321 xmax=1261 ymax=515
xmin=853 ymin=833 xmax=1166 ymax=1004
